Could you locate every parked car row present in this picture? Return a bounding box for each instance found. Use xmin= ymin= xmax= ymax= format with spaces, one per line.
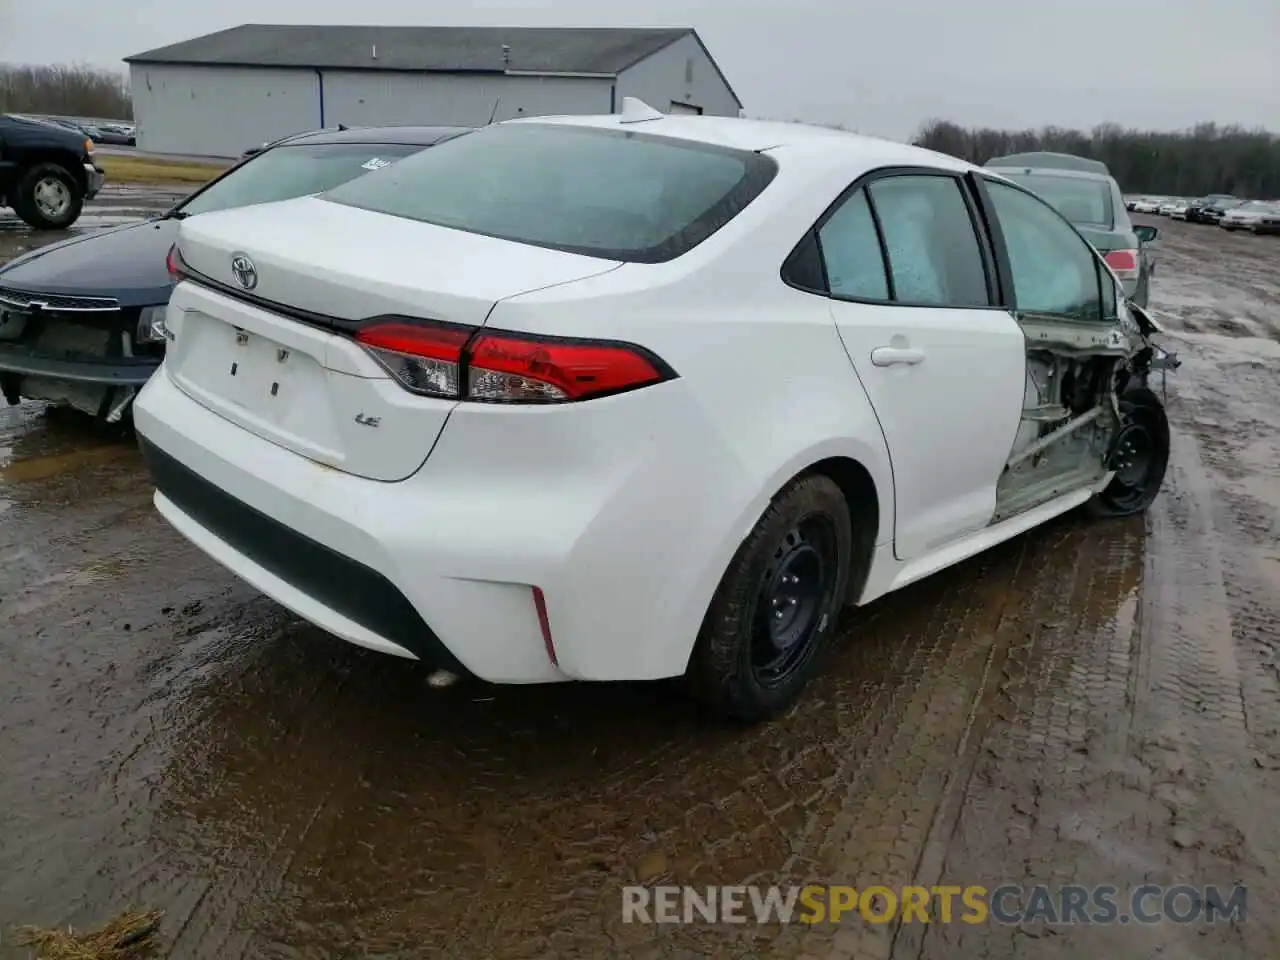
xmin=29 ymin=115 xmax=136 ymax=146
xmin=1124 ymin=193 xmax=1280 ymax=233
xmin=1 ymin=103 xmax=1177 ymax=720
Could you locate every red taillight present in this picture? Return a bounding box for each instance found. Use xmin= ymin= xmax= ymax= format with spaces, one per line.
xmin=531 ymin=586 xmax=557 ymax=665
xmin=354 ymin=319 xmax=674 ymax=404
xmin=355 ymin=321 xmax=472 ymax=398
xmin=166 ymin=244 xmax=187 ymax=284
xmin=1103 ymin=249 xmax=1140 ymax=281
xmin=467 ymin=331 xmax=666 ymax=402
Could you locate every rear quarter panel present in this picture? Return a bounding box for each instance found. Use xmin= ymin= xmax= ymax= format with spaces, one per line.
xmin=486 ymin=158 xmax=896 ymax=678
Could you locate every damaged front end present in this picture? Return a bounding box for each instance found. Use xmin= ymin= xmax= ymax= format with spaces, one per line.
xmin=995 ymin=297 xmax=1178 ymax=523
xmin=0 ymin=287 xmax=166 ymax=421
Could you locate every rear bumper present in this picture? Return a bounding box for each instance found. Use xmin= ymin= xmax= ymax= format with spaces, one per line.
xmin=132 ymin=363 xmax=755 ymax=685
xmin=139 ymin=435 xmax=470 ymax=674
xmin=135 ymin=370 xmax=567 ymax=682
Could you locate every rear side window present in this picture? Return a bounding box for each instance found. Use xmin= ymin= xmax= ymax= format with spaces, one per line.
xmin=866 ymin=175 xmax=991 ymax=307
xmin=323 ymin=123 xmax=777 ymax=263
xmin=817 ymin=189 xmax=888 ymax=300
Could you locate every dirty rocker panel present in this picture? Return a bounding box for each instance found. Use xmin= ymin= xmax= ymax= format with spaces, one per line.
xmin=138 ymin=435 xmax=469 ymax=675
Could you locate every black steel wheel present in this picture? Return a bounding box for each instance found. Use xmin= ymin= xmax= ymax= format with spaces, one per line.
xmin=752 ymin=517 xmax=838 ymax=688
xmin=687 ymin=474 xmax=853 ymax=722
xmin=1087 ymin=387 xmax=1170 ymax=518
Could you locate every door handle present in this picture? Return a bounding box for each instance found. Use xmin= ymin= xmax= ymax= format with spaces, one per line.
xmin=870 ymin=346 xmax=925 ymax=367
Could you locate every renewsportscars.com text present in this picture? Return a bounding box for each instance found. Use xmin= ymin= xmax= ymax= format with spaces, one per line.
xmin=622 ymin=884 xmax=1247 ymax=926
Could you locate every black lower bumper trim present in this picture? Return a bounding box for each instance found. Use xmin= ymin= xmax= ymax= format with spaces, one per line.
xmin=0 ymin=344 xmax=158 ymax=385
xmin=138 ymin=435 xmax=469 ymax=675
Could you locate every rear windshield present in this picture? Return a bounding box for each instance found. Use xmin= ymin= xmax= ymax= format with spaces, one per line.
xmin=1000 ymin=172 xmax=1114 ymax=228
xmin=322 ymin=123 xmax=778 ymax=263
xmin=179 ymin=142 xmax=428 ymax=218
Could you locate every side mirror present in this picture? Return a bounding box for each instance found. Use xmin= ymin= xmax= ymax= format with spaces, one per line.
xmin=1134 ymin=225 xmax=1159 ymax=244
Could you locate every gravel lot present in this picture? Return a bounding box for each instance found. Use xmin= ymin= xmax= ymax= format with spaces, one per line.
xmin=1 ymin=207 xmax=1277 ymax=959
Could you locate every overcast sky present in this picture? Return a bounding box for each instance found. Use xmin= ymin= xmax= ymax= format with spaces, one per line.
xmin=1 ymin=0 xmax=1276 ymax=139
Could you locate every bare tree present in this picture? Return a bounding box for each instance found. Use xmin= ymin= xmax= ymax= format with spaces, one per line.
xmin=913 ymin=118 xmax=1280 ymax=198
xmin=0 ymin=63 xmax=131 ymax=119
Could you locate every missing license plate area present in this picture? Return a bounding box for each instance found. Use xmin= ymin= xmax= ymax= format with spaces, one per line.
xmin=227 ymin=328 xmax=289 ymax=402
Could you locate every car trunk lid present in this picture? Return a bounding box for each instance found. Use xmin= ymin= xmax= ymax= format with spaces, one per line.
xmin=165 ymin=196 xmax=621 ymax=481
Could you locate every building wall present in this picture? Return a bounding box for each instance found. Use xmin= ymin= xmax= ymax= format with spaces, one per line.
xmin=129 ymin=39 xmax=740 ymax=156
xmin=320 ymin=72 xmax=611 ymax=128
xmin=615 ymin=34 xmax=741 ymax=118
xmin=129 ymin=64 xmax=321 ymax=156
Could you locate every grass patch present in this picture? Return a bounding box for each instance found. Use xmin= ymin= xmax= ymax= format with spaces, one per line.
xmin=14 ymin=908 xmax=163 ymax=959
xmin=97 ymin=154 xmax=229 ymax=186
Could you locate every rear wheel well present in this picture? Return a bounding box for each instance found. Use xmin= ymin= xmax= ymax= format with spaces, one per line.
xmin=799 ymin=456 xmax=879 ymax=605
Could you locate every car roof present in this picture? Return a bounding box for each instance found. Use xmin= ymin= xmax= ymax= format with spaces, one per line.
xmin=506 ymin=112 xmax=978 ymax=175
xmin=273 ymin=124 xmax=474 ymax=147
xmin=984 ymin=151 xmax=1111 ymax=176
xmin=985 ymin=163 xmax=1114 ymax=186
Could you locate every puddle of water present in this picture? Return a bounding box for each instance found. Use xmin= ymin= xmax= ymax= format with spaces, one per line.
xmin=0 ymin=443 xmax=132 ymax=483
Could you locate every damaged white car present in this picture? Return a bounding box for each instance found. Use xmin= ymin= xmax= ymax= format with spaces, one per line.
xmin=134 ymin=105 xmax=1177 ymax=722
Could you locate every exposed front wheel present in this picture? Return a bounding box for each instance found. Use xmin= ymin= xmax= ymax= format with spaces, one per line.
xmin=687 ymin=474 xmax=852 ymax=722
xmin=12 ymin=163 xmax=84 ymax=230
xmin=1087 ymin=387 xmax=1170 ymax=518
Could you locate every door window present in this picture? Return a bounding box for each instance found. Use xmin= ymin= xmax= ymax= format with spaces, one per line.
xmin=984 ymin=179 xmax=1102 ymax=320
xmin=866 ymin=175 xmax=991 ymax=307
xmin=817 ymin=188 xmax=889 ymax=300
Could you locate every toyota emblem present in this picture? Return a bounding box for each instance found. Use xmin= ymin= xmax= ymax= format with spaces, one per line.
xmin=231 ymin=254 xmax=258 ymax=290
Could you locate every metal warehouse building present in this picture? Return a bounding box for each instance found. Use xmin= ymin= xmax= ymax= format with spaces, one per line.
xmin=124 ymin=24 xmax=743 ymax=157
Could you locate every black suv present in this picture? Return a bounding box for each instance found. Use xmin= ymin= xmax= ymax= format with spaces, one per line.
xmin=0 ymin=114 xmax=105 ymax=229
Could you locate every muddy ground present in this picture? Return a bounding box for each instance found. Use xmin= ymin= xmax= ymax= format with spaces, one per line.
xmin=1 ymin=208 xmax=1277 ymax=959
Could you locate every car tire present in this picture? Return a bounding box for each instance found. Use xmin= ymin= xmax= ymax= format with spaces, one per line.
xmin=1086 ymin=387 xmax=1170 ymax=519
xmin=12 ymin=162 xmax=84 ymax=230
xmin=686 ymin=474 xmax=853 ymax=722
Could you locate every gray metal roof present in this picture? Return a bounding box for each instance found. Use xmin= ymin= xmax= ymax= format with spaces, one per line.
xmin=126 ymin=24 xmax=692 ymax=76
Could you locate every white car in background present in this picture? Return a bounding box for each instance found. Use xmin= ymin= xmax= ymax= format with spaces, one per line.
xmin=1156 ymin=200 xmax=1182 ymax=216
xmin=134 ymin=102 xmax=1173 ymax=721
xmin=1219 ymin=200 xmax=1279 ymax=231
xmin=1168 ymin=200 xmax=1191 ymax=220
xmin=1132 ymin=197 xmax=1164 ymax=213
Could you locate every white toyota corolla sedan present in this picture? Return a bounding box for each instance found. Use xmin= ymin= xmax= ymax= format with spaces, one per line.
xmin=135 ymin=101 xmax=1172 ymax=721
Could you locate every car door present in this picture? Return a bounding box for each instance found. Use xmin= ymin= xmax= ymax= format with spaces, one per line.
xmin=974 ymin=174 xmax=1124 ymax=505
xmin=803 ymin=169 xmax=1027 ymax=561
xmin=977 ymin=174 xmax=1112 ymax=332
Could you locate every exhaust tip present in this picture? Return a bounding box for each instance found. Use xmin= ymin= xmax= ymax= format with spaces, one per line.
xmin=427 ymin=669 xmax=460 ymax=689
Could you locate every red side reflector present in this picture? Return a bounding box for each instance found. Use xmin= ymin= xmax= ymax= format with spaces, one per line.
xmin=166 ymin=244 xmax=186 ymax=284
xmin=531 ymin=586 xmax=557 ymax=666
